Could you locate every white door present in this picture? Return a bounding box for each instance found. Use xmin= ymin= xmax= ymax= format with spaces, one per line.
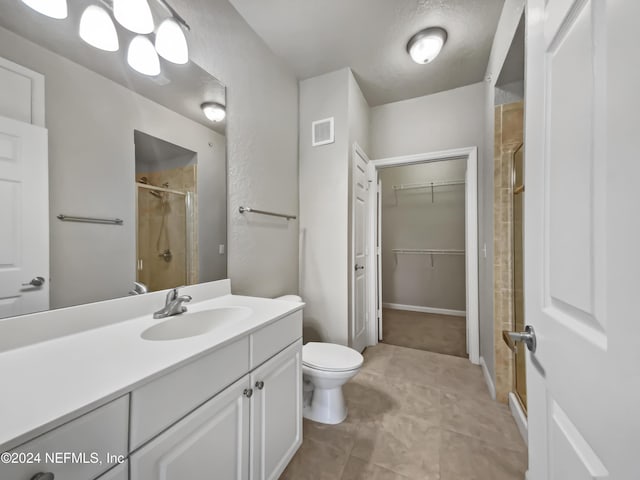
xmin=0 ymin=115 xmax=48 ymax=319
xmin=351 ymin=144 xmax=369 ymax=352
xmin=377 ymin=178 xmax=383 ymax=341
xmin=130 ymin=375 xmax=251 ymax=480
xmin=525 ymin=0 xmax=639 ymax=479
xmin=250 ymin=340 xmax=302 ymax=480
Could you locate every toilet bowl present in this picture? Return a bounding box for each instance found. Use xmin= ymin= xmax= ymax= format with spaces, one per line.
xmin=275 ymin=295 xmax=364 ymax=424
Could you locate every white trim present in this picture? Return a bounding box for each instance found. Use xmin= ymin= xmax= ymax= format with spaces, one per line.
xmin=369 ymin=146 xmax=480 ymax=365
xmin=0 ymin=56 xmax=45 ymax=127
xmin=382 ymin=302 xmax=466 ymax=317
xmin=479 ymin=356 xmax=496 ymax=400
xmin=508 ymin=392 xmax=528 ymax=446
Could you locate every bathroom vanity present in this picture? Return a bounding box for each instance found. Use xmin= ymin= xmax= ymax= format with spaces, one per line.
xmin=0 ymin=280 xmax=303 ymax=480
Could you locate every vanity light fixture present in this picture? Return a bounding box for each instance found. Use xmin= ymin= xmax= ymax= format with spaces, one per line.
xmin=201 ymin=102 xmax=226 ymax=122
xmin=20 ymin=0 xmax=68 ymax=19
xmin=406 ymin=27 xmax=448 ymax=64
xmin=127 ymin=35 xmax=161 ymax=76
xmin=155 ymin=18 xmax=189 ymax=64
xmin=79 ymin=5 xmax=119 ymax=52
xmin=113 ymin=0 xmax=155 ymax=34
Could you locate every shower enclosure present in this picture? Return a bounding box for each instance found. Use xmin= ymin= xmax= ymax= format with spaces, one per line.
xmin=136 ymin=181 xmax=196 ymax=292
xmin=512 ymin=144 xmax=526 ymax=411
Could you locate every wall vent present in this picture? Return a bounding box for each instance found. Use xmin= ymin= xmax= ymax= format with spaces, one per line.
xmin=312 ymin=117 xmax=335 ymax=146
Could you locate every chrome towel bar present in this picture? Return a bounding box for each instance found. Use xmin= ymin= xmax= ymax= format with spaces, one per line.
xmin=239 ymin=206 xmax=296 ymax=220
xmin=57 ymin=214 xmax=123 ymax=225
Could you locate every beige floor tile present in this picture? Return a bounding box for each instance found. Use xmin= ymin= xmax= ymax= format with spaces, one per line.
xmin=351 ymin=413 xmax=440 ymax=480
xmin=341 ymin=456 xmax=410 ymax=480
xmin=439 ymin=430 xmax=527 ymax=480
xmin=280 ymin=436 xmax=350 ymax=480
xmin=440 ymin=391 xmax=526 ymax=453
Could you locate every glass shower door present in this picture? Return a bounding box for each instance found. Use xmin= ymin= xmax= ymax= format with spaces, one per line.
xmin=512 ymin=145 xmax=526 ymax=411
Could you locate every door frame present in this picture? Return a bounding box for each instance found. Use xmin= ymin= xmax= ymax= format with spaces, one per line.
xmin=366 ymin=146 xmax=479 ymax=365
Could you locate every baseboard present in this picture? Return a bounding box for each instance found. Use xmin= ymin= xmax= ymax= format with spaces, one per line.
xmin=479 ymin=356 xmax=496 ymax=400
xmin=382 ymin=303 xmax=466 ymax=317
xmin=508 ymin=392 xmax=528 ymax=446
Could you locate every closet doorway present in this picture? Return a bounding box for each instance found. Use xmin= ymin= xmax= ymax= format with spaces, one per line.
xmin=365 ymin=146 xmax=479 ymax=364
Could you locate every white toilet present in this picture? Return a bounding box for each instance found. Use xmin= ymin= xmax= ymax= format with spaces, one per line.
xmin=275 ymin=295 xmax=364 ymax=425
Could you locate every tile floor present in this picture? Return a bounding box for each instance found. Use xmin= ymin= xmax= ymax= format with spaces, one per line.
xmin=281 ymin=343 xmax=527 ymax=480
xmin=382 ymin=309 xmax=467 ymax=358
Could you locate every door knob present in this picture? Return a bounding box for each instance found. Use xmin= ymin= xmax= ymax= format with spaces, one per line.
xmin=354 ymin=264 xmax=365 ymax=271
xmin=502 ymin=325 xmax=537 ymax=353
xmin=243 ymin=388 xmax=253 ymax=398
xmin=22 ymin=276 xmax=45 ymax=287
xmin=255 ymin=381 xmax=264 ymax=390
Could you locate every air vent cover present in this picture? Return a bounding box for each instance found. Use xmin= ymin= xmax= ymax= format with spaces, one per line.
xmin=312 ymin=117 xmax=335 ymax=146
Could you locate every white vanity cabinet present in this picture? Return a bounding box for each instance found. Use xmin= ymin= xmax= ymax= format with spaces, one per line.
xmin=130 ymin=374 xmax=252 ymax=480
xmin=129 ymin=314 xmax=303 ymax=480
xmin=250 ymin=341 xmax=302 ymax=480
xmin=97 ymin=462 xmax=128 ymax=480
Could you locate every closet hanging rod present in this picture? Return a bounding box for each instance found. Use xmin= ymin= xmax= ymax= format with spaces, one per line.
xmin=392 ymin=248 xmax=465 ymax=255
xmin=392 ymin=179 xmax=465 ymax=191
xmin=239 ymin=206 xmax=297 ymax=220
xmin=57 ymin=214 xmax=123 ymax=225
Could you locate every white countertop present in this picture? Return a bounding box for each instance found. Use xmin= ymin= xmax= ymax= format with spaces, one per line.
xmin=0 ymin=293 xmax=303 ymax=452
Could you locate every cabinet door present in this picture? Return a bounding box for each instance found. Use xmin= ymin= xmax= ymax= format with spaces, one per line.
xmin=250 ymin=340 xmax=302 ymax=480
xmin=130 ymin=375 xmax=251 ymax=480
xmin=97 ymin=462 xmax=128 ymax=480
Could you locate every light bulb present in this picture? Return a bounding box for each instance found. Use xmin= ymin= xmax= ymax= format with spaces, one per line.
xmin=113 ymin=0 xmax=154 ymax=34
xmin=79 ymin=6 xmax=119 ymax=52
xmin=127 ymin=36 xmax=161 ymax=76
xmin=155 ymin=19 xmax=189 ymax=64
xmin=201 ymin=103 xmax=226 ymax=122
xmin=407 ymin=27 xmax=448 ymax=64
xmin=20 ymin=0 xmax=67 ymax=19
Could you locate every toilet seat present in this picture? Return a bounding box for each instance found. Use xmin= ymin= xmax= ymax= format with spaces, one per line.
xmin=303 ymin=342 xmax=363 ymax=372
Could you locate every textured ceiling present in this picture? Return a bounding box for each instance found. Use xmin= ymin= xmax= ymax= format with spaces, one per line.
xmin=229 ymin=0 xmax=505 ymax=106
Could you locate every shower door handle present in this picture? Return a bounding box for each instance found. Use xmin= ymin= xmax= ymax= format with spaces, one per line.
xmin=502 ymin=325 xmax=536 ymax=353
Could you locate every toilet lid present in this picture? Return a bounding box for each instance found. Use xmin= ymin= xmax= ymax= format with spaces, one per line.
xmin=303 ymin=342 xmax=363 ymax=372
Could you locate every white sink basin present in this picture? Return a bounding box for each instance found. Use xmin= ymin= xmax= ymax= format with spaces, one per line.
xmin=141 ymin=307 xmax=253 ymax=341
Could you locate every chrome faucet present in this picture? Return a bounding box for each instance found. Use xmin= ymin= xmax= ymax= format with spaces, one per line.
xmin=153 ymin=288 xmax=192 ymax=319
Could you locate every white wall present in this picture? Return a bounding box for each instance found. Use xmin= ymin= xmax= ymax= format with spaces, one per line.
xmin=173 ymin=0 xmax=300 ymax=297
xmin=380 ymin=160 xmax=467 ymax=311
xmin=0 ymin=27 xmax=227 ymax=309
xmin=482 ymin=0 xmax=526 ymax=382
xmin=370 ymin=83 xmax=486 ymax=159
xmin=299 ymin=68 xmax=370 ymax=345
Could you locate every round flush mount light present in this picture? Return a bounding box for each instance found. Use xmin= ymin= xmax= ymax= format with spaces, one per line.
xmin=20 ymin=0 xmax=68 ymax=19
xmin=79 ymin=5 xmax=119 ymax=52
xmin=407 ymin=27 xmax=448 ymax=64
xmin=201 ymin=102 xmax=226 ymax=122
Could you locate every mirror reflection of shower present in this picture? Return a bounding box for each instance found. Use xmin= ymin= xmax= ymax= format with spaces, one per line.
xmin=134 ymin=131 xmax=198 ymax=292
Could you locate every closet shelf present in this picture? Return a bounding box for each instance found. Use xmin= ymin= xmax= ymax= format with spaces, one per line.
xmin=392 ymin=179 xmax=465 ymax=191
xmin=391 ymin=248 xmax=465 ymax=255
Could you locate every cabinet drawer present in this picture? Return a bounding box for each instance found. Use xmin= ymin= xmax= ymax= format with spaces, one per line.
xmin=1 ymin=395 xmax=128 ymax=480
xmin=250 ymin=310 xmax=302 ymax=369
xmin=130 ymin=336 xmax=250 ymax=450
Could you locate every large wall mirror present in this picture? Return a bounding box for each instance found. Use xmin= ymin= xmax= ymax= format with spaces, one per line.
xmin=0 ymin=0 xmax=227 ymax=319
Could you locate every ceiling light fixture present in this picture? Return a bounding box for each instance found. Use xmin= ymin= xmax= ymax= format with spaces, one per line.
xmin=406 ymin=27 xmax=448 ymax=64
xmin=127 ymin=35 xmax=161 ymax=76
xmin=155 ymin=18 xmax=189 ymax=64
xmin=20 ymin=0 xmax=68 ymax=19
xmin=113 ymin=0 xmax=154 ymax=34
xmin=79 ymin=5 xmax=119 ymax=52
xmin=201 ymin=102 xmax=226 ymax=122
